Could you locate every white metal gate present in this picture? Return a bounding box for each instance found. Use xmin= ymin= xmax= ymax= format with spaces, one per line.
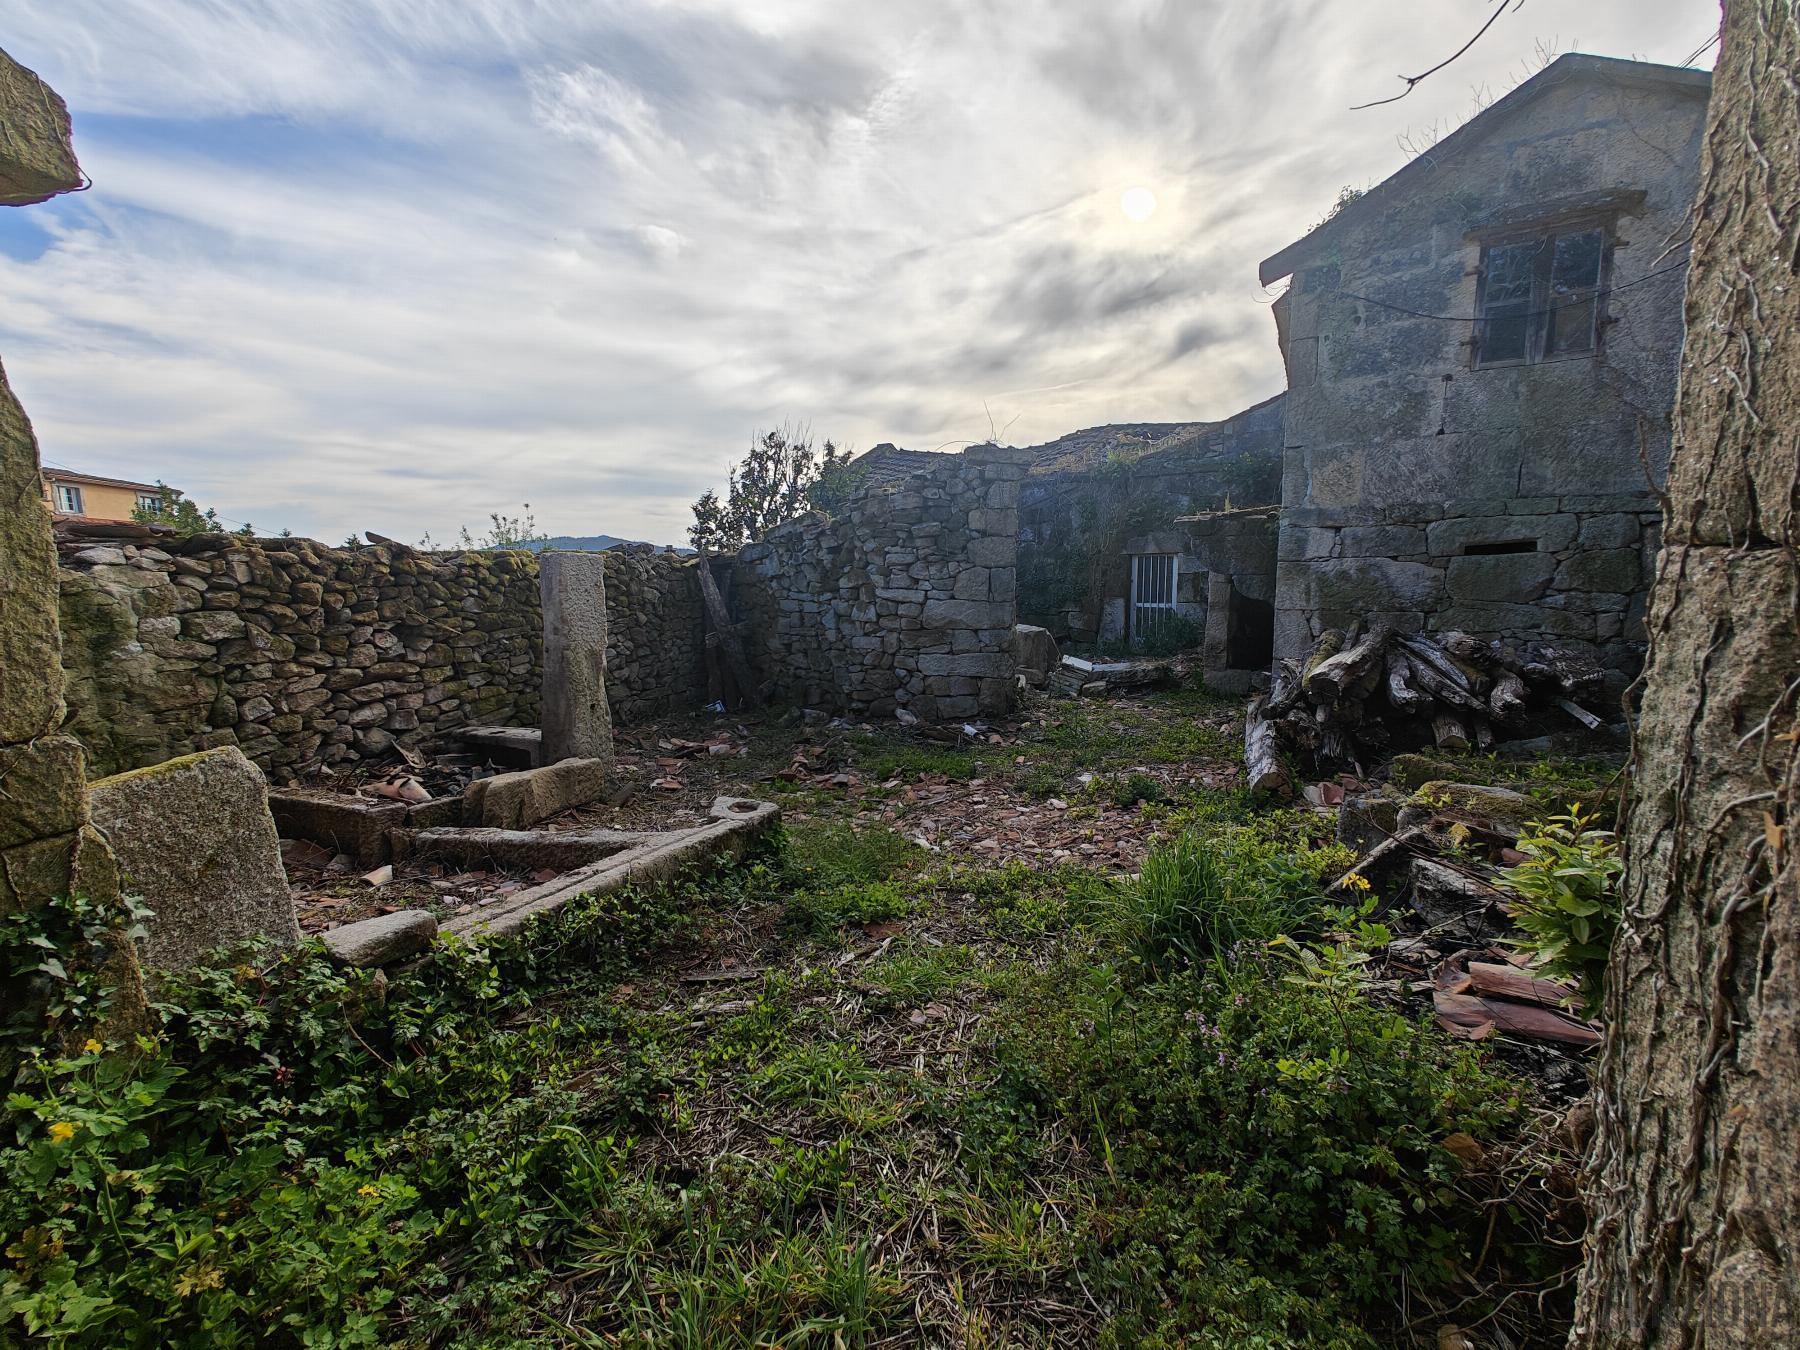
xmin=1129 ymin=554 xmax=1178 ymax=647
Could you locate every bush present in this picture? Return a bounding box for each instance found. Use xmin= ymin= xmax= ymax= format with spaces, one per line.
xmin=1495 ymin=805 xmax=1623 ymax=1011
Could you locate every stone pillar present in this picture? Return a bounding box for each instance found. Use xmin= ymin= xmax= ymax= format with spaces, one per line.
xmin=539 ymin=551 xmax=613 ymax=765
xmin=1 ymin=49 xmax=146 ymax=1034
xmin=1202 ymin=571 xmax=1233 ymax=674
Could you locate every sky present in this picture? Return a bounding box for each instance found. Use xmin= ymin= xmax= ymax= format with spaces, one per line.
xmin=1 ymin=1 xmax=1717 ymax=547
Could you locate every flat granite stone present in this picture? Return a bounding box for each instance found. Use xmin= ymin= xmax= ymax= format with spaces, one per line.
xmin=89 ymin=746 xmax=300 ymax=970
xmin=321 ymin=909 xmax=437 ymax=968
xmin=461 ymin=757 xmax=608 ymax=830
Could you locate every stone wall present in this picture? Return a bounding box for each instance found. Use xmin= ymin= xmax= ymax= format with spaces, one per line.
xmin=59 ymin=535 xmax=543 ymax=781
xmin=600 ymin=546 xmax=707 ymax=724
xmin=56 ymin=536 xmax=716 ymax=780
xmin=1017 ymin=395 xmax=1284 ymax=644
xmin=733 ymin=443 xmax=1032 ymax=720
xmin=0 ymin=48 xmax=147 ymax=1032
xmin=1261 ymin=57 xmax=1710 ymax=692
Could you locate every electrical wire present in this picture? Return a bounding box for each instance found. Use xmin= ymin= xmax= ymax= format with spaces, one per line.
xmin=1676 ymin=30 xmax=1722 ymax=69
xmin=1329 ymin=257 xmax=1690 ymax=324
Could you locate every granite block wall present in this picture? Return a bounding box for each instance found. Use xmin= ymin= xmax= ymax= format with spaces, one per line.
xmin=600 ymin=546 xmax=707 ymax=724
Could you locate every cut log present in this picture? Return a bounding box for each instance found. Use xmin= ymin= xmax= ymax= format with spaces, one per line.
xmin=1472 ymin=715 xmax=1495 ymax=751
xmin=696 ymin=551 xmax=761 ymax=710
xmin=1394 ymin=637 xmax=1486 ymax=711
xmin=1265 ymin=658 xmax=1304 ymax=717
xmin=1299 ymin=629 xmax=1345 ymax=685
xmin=1433 ymin=712 xmax=1470 ymax=750
xmin=1488 ymin=669 xmax=1528 ymax=723
xmin=1384 ymin=649 xmax=1431 ymax=712
xmin=1304 ymin=621 xmax=1394 ymax=701
xmin=1245 ymin=696 xmax=1292 ymax=798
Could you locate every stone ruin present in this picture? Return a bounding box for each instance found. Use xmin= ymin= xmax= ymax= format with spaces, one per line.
xmin=8 ymin=218 xmax=1041 ymax=978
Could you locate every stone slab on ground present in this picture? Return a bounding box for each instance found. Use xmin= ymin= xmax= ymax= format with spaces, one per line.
xmin=322 ymin=909 xmax=438 ymax=967
xmin=460 ymin=757 xmax=609 ymax=830
xmin=457 ymin=725 xmax=543 ymax=768
xmin=267 ymin=789 xmax=408 ymax=865
xmin=90 ymin=746 xmax=300 ymax=970
xmin=443 ymin=797 xmax=779 ymax=942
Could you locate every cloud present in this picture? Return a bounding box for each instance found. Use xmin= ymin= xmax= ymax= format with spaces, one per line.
xmin=0 ymin=0 xmax=1709 ymax=545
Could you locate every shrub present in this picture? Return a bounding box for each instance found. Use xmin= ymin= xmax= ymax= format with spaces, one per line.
xmin=1495 ymin=806 xmax=1623 ymax=1010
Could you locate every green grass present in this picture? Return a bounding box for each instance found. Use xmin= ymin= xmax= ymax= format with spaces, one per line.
xmin=2 ymin=687 xmax=1585 ymax=1349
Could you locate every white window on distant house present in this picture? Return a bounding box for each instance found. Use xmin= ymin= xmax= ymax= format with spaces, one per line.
xmin=1129 ymin=553 xmax=1178 ymax=647
xmin=136 ymin=491 xmax=161 ymax=514
xmin=53 ymin=483 xmax=83 ymax=514
xmin=1475 ymin=224 xmax=1607 ymax=367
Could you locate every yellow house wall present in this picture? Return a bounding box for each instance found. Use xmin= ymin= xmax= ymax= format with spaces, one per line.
xmin=43 ymin=479 xmax=148 ymax=522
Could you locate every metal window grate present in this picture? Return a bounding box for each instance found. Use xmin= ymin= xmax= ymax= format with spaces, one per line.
xmin=1129 ymin=554 xmax=1178 ymax=647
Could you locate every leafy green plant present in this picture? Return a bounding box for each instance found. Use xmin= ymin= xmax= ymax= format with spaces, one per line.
xmin=1495 ymin=806 xmax=1623 ymax=1011
xmin=0 ymin=892 xmax=149 ymax=1070
xmin=1108 ymin=771 xmax=1166 ymax=808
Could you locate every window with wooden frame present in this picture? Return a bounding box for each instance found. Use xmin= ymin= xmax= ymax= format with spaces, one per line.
xmin=1473 ymin=224 xmax=1607 ymax=367
xmin=52 ymin=483 xmax=83 ymax=514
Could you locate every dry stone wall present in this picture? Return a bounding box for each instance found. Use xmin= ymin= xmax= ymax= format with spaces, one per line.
xmin=600 ymin=546 xmax=707 ymax=724
xmin=59 ymin=535 xmax=542 ymax=780
xmin=733 ymin=443 xmax=1032 ymax=720
xmin=56 ymin=537 xmax=712 ymax=780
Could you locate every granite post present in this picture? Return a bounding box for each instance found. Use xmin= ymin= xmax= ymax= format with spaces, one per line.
xmin=539 ymin=551 xmax=613 ymax=765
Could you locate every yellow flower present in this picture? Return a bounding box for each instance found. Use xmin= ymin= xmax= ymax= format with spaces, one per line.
xmin=83 ymin=1038 xmax=103 ymax=1055
xmin=48 ymin=1121 xmax=76 ymax=1144
xmin=1342 ymin=872 xmax=1372 ymax=892
xmin=357 ymin=1184 xmax=381 ymax=1197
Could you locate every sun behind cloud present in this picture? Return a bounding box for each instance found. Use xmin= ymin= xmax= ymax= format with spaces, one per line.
xmin=1119 ymin=185 xmax=1158 ymax=222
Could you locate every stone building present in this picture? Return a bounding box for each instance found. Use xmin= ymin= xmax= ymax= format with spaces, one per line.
xmin=1015 ymin=397 xmax=1284 ymax=666
xmin=1260 ymin=54 xmax=1711 ymax=691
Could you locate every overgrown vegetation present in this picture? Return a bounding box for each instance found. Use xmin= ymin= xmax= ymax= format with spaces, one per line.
xmin=3 ymin=691 xmax=1584 ymax=1346
xmin=688 ymin=423 xmax=851 ymax=552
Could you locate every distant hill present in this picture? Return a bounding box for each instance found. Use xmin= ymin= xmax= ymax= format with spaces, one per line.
xmin=518 ymin=534 xmax=692 ymax=554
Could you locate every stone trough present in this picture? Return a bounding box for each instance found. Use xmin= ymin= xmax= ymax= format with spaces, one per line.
xmin=315 ymin=796 xmax=778 ymax=963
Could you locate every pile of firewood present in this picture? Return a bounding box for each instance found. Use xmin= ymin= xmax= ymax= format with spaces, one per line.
xmin=1245 ymin=622 xmax=1607 ymax=792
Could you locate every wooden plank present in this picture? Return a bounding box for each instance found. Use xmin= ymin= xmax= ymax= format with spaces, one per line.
xmin=696 ymin=550 xmax=761 ymax=710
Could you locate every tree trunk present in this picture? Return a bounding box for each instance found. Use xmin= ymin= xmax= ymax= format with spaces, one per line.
xmin=1572 ymin=3 xmax=1800 ymax=1344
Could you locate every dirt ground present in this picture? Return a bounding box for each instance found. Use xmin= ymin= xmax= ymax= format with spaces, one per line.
xmin=286 ymin=683 xmax=1248 ymax=933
